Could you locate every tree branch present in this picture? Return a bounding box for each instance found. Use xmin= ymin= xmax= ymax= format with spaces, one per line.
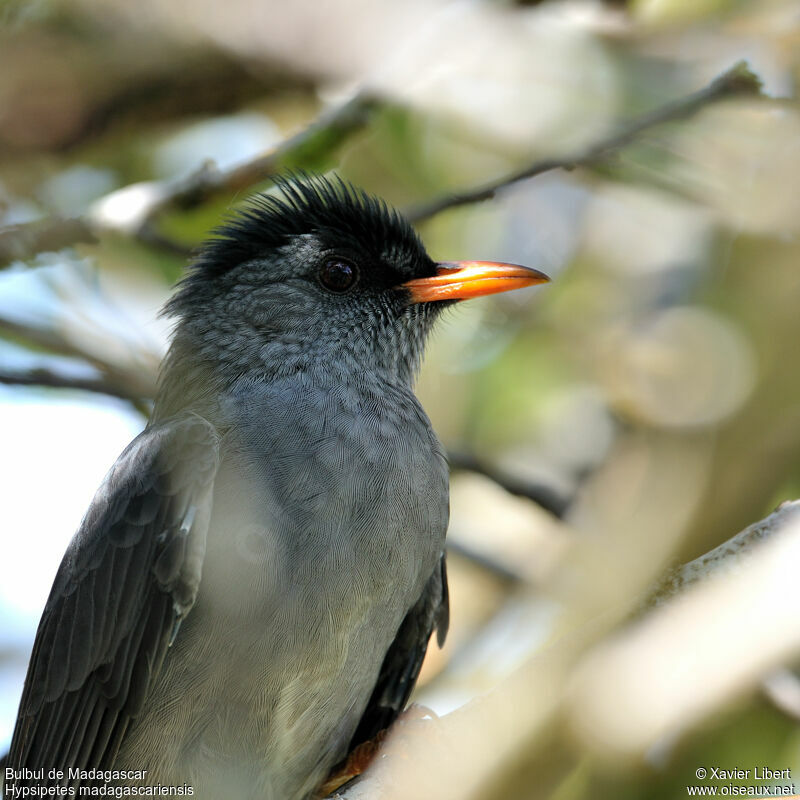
xmin=0 ymin=91 xmax=379 ymax=269
xmin=406 ymin=61 xmax=763 ymax=223
xmin=0 ymin=315 xmax=572 ymax=543
xmin=645 ymin=498 xmax=797 ymax=606
xmin=448 ymin=450 xmax=572 ymax=518
xmin=0 ymin=218 xmax=97 ymax=270
xmin=144 ymin=90 xmax=380 ymax=217
xmin=0 ymin=315 xmax=158 ymax=401
xmin=329 ymin=500 xmax=800 ymax=799
xmin=446 ymin=537 xmax=526 ymax=585
xmin=0 ymin=64 xmax=762 ymax=269
xmin=0 ymin=366 xmax=148 ymax=403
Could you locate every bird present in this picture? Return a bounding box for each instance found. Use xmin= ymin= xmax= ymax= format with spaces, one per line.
xmin=5 ymin=174 xmax=549 ymax=800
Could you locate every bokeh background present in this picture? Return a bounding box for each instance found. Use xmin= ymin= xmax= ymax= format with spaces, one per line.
xmin=1 ymin=0 xmax=799 ymax=798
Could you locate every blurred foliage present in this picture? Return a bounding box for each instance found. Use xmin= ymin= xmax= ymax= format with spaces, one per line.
xmin=1 ymin=0 xmax=799 ymax=798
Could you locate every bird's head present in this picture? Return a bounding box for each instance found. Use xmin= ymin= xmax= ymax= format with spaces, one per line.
xmin=158 ymin=174 xmax=547 ymax=413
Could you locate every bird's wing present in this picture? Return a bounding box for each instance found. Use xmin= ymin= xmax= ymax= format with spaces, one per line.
xmin=8 ymin=413 xmax=219 ymax=780
xmin=348 ymin=554 xmax=449 ymax=749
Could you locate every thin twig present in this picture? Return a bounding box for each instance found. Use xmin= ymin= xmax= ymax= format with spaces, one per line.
xmin=0 ymin=315 xmax=158 ymax=400
xmin=144 ymin=90 xmax=379 ymax=217
xmin=448 ymin=450 xmax=572 ymax=518
xmin=0 ymin=64 xmax=763 ymax=268
xmin=0 ymin=315 xmax=98 ymax=361
xmin=406 ymin=61 xmax=763 ymax=222
xmin=0 ymin=367 xmax=147 ymax=402
xmin=0 ymin=92 xmax=379 ymax=269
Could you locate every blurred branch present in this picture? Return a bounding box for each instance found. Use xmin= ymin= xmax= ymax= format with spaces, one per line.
xmin=0 ymin=366 xmax=146 ymax=403
xmin=0 ymin=315 xmax=98 ymax=361
xmin=0 ymin=219 xmax=97 ymax=270
xmin=330 ymin=500 xmax=800 ymax=799
xmin=407 ymin=61 xmax=763 ymax=222
xmin=645 ymin=498 xmax=797 ymax=606
xmin=649 ymin=500 xmax=800 ymax=725
xmin=448 ymin=450 xmax=572 ymax=518
xmin=566 ymin=500 xmax=800 ymax=762
xmin=762 ymin=668 xmax=800 ymax=724
xmin=0 ymin=363 xmax=152 ymax=417
xmin=0 ymin=20 xmax=310 ymax=156
xmin=446 ymin=537 xmax=526 ymax=585
xmin=0 ymin=314 xmax=572 ymax=568
xmin=143 ymin=90 xmax=379 ymax=217
xmin=0 ymin=316 xmax=551 ymax=587
xmin=0 ymin=63 xmax=763 ymax=268
xmin=0 ymin=316 xmax=562 ymax=589
xmin=0 ymin=315 xmax=158 ymax=401
xmin=0 ymin=91 xmax=379 ymax=268
xmin=0 ymin=63 xmax=762 ymax=268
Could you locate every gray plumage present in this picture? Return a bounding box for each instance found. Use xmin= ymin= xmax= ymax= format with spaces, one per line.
xmin=8 ymin=176 xmax=451 ymax=800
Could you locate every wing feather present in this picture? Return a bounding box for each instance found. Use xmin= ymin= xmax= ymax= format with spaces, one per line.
xmin=6 ymin=414 xmax=219 ymax=790
xmin=348 ymin=554 xmax=449 ymax=750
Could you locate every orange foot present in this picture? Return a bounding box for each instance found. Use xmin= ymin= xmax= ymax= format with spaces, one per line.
xmin=317 ymin=730 xmax=388 ymax=797
xmin=316 ymin=705 xmax=439 ymax=797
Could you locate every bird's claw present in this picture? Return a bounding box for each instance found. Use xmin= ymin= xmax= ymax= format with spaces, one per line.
xmin=317 ymin=704 xmax=440 ymax=797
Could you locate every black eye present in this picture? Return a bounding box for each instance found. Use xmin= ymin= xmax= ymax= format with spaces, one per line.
xmin=319 ymin=260 xmax=359 ymax=293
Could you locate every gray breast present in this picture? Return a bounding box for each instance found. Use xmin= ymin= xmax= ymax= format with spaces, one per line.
xmin=115 ymin=374 xmax=449 ymax=800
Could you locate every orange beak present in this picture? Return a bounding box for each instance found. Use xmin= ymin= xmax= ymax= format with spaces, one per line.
xmin=402 ymin=261 xmax=550 ymax=304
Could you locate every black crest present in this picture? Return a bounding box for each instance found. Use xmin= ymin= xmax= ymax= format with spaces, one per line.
xmin=164 ymin=173 xmax=427 ymax=317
